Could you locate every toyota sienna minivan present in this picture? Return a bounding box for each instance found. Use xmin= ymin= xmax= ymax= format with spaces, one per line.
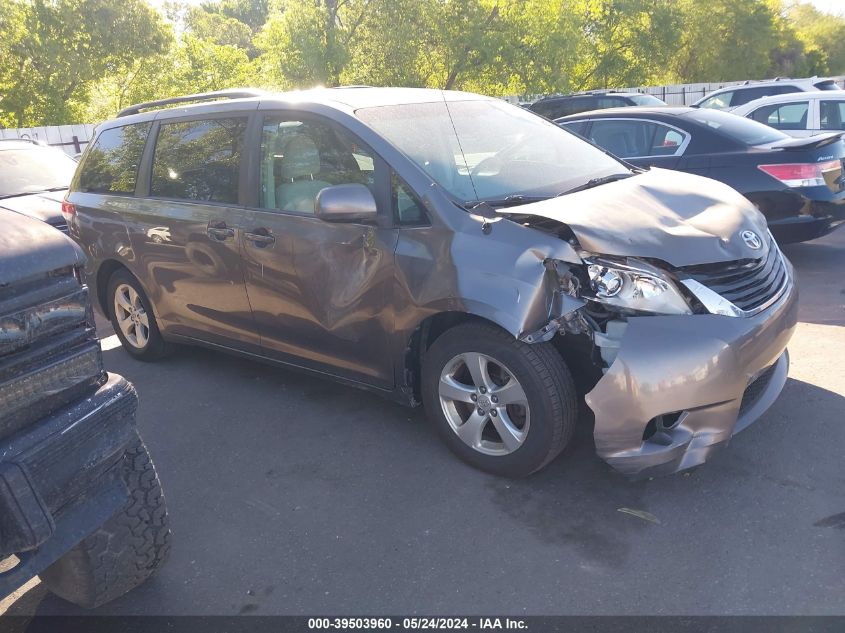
xmin=65 ymin=88 xmax=798 ymax=478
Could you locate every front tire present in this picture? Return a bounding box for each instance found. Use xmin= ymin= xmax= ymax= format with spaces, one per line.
xmin=421 ymin=322 xmax=577 ymax=477
xmin=40 ymin=438 xmax=171 ymax=609
xmin=107 ymin=269 xmax=170 ymax=361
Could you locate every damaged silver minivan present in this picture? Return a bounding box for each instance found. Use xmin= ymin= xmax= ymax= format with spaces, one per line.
xmin=66 ymin=88 xmax=798 ymax=478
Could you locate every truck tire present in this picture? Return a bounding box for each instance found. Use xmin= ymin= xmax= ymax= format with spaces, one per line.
xmin=40 ymin=438 xmax=171 ymax=609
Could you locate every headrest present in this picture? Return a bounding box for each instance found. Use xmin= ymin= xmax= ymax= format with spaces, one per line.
xmin=280 ymin=134 xmax=321 ymax=180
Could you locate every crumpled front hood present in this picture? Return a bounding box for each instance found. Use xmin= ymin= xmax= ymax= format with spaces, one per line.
xmin=503 ymin=169 xmax=770 ymax=267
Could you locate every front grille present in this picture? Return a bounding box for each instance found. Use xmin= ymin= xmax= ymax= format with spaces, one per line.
xmin=682 ymin=239 xmax=788 ymax=314
xmin=739 ymin=364 xmax=777 ymax=415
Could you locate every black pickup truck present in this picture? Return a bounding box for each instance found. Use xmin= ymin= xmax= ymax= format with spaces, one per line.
xmin=0 ymin=208 xmax=169 ymax=608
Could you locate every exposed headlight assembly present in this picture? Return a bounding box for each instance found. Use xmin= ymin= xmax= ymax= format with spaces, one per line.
xmin=584 ymin=257 xmax=692 ymax=315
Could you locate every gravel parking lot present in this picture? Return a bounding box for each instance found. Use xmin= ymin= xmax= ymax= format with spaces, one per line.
xmin=3 ymin=230 xmax=844 ymax=617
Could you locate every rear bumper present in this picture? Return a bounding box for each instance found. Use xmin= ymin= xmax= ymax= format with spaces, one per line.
xmin=585 ymin=266 xmax=799 ymax=478
xmin=0 ymin=374 xmax=137 ymax=597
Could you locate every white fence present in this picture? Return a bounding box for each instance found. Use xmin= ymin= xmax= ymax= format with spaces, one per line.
xmin=0 ymin=124 xmax=96 ymax=156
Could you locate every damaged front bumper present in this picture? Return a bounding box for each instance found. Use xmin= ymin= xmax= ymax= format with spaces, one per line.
xmin=585 ymin=270 xmax=799 ymax=478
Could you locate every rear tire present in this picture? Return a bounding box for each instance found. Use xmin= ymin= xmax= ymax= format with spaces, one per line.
xmin=421 ymin=322 xmax=577 ymax=477
xmin=107 ymin=269 xmax=170 ymax=361
xmin=40 ymin=438 xmax=172 ymax=609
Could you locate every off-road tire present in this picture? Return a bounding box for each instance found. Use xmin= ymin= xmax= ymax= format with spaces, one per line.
xmin=40 ymin=438 xmax=171 ymax=609
xmin=422 ymin=322 xmax=578 ymax=478
xmin=107 ymin=269 xmax=170 ymax=361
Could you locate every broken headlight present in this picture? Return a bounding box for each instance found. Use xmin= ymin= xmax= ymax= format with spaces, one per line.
xmin=584 ymin=257 xmax=691 ymax=315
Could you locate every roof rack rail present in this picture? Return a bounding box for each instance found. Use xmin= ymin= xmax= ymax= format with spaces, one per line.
xmin=116 ymin=89 xmax=266 ymax=118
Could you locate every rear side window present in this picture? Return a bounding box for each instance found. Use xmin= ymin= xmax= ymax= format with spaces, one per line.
xmin=750 ymin=102 xmax=809 ymax=131
xmin=531 ymin=97 xmax=593 ymax=119
xmin=820 ymin=101 xmax=845 ymax=130
xmin=814 ymin=80 xmax=840 ymax=91
xmin=150 ymin=117 xmax=248 ymax=204
xmin=596 ymin=97 xmax=627 ymax=109
xmin=628 ymin=94 xmax=666 ymax=106
xmin=77 ymin=123 xmax=151 ymax=194
xmin=731 ymin=85 xmax=801 ymax=106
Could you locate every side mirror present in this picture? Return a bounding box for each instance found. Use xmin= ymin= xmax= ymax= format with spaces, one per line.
xmin=315 ymin=184 xmax=378 ymax=223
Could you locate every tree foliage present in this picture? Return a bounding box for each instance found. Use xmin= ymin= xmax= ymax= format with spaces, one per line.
xmin=2 ymin=0 xmax=844 ymax=126
xmin=0 ymin=0 xmax=171 ymax=126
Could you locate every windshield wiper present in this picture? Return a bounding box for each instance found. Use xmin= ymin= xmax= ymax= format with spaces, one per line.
xmin=0 ymin=186 xmax=67 ymax=200
xmin=464 ymin=194 xmax=550 ymax=209
xmin=557 ymin=172 xmax=635 ymax=197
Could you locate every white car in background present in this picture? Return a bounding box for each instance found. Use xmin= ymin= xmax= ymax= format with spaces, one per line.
xmin=731 ymin=91 xmax=845 ymax=138
xmin=693 ymin=77 xmax=841 ymax=110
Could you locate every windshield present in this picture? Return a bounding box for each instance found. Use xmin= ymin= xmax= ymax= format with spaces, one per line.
xmin=682 ymin=108 xmax=788 ymax=146
xmin=0 ymin=146 xmax=77 ymax=198
xmin=356 ymin=98 xmax=627 ymax=204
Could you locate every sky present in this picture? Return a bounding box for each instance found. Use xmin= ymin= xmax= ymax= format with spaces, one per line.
xmin=806 ymin=0 xmax=845 ymax=14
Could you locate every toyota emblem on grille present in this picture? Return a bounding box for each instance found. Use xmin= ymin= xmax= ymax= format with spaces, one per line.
xmin=741 ymin=230 xmax=762 ymax=250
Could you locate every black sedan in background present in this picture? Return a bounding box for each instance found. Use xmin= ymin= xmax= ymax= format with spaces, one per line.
xmin=558 ymin=107 xmax=845 ymax=243
xmin=0 ymin=138 xmax=77 ymax=233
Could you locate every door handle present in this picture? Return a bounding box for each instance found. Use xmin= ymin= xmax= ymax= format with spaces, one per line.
xmin=207 ymin=221 xmax=234 ymax=241
xmin=244 ymin=229 xmax=276 ymax=247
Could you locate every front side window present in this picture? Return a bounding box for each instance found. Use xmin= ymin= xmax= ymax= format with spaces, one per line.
xmin=587 ymin=120 xmax=686 ymax=158
xmin=76 ymin=123 xmax=151 ymax=195
xmin=820 ymin=101 xmax=845 ymax=130
xmin=150 ymin=117 xmax=247 ymax=204
xmin=259 ymin=116 xmax=375 ymax=214
xmin=356 ymin=99 xmax=626 ymax=204
xmin=750 ymin=101 xmax=809 ymax=130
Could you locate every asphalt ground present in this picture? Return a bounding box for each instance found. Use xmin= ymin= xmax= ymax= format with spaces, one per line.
xmin=3 ymin=228 xmax=844 ymax=617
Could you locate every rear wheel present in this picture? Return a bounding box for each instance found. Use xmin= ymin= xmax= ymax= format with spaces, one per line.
xmin=40 ymin=438 xmax=171 ymax=609
xmin=107 ymin=269 xmax=169 ymax=361
xmin=421 ymin=322 xmax=577 ymax=477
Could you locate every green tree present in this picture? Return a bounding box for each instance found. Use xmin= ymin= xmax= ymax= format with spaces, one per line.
xmin=0 ymin=0 xmax=171 ymax=126
xmin=788 ymin=1 xmax=845 ymax=75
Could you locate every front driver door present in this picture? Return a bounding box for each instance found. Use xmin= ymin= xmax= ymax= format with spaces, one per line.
xmin=239 ymin=113 xmax=398 ymax=388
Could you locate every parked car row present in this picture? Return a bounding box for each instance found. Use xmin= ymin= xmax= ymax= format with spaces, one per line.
xmin=558 ymin=106 xmax=845 ymax=243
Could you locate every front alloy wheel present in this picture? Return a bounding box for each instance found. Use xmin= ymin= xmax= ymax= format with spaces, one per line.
xmin=439 ymin=352 xmax=530 ymax=455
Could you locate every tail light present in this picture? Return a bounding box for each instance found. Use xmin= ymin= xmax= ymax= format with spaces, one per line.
xmin=758 ymin=159 xmax=842 ymax=188
xmin=61 ymin=200 xmax=77 ymax=220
